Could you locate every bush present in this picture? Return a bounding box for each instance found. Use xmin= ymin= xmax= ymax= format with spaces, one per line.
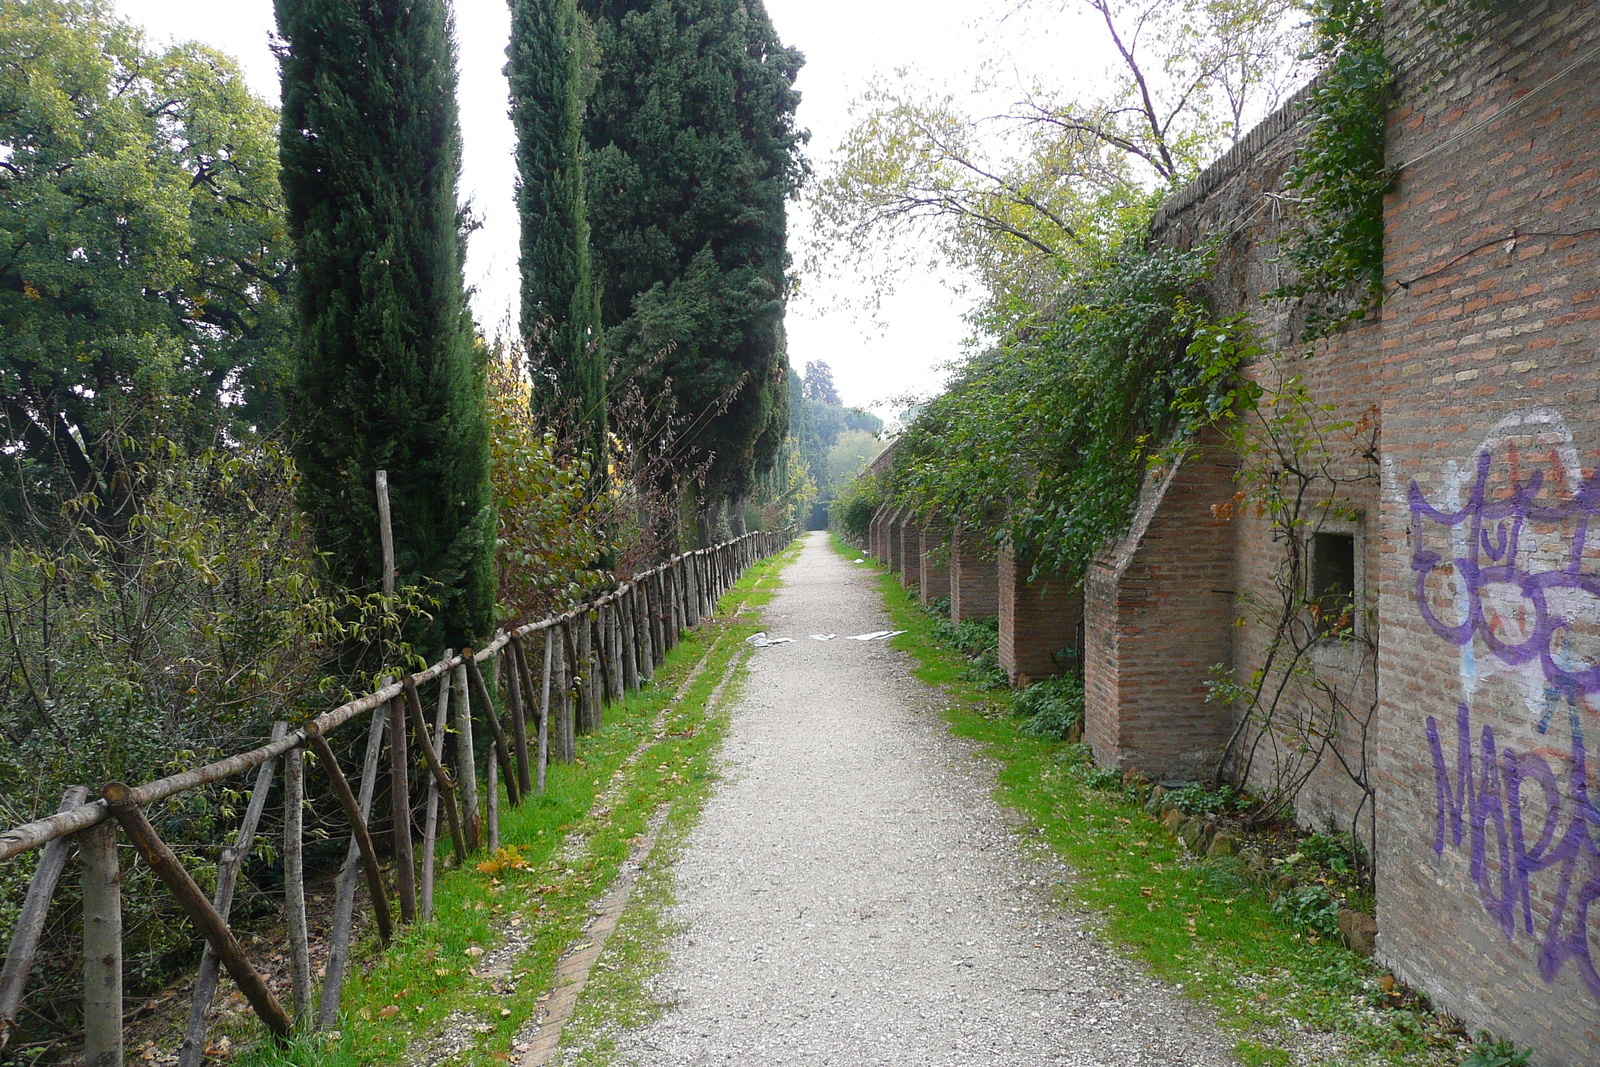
xmin=1011 ymin=672 xmax=1084 ymax=739
xmin=930 ymin=615 xmax=1006 ymax=690
xmin=0 ymin=436 xmax=417 ymax=1030
xmin=828 ymin=472 xmax=882 ymax=541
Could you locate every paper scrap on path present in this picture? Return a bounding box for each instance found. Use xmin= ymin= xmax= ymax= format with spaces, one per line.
xmin=744 ymin=632 xmax=795 ymax=648
xmin=847 ymin=630 xmax=906 ymax=641
xmin=853 ymin=558 xmax=865 ymax=564
xmin=809 ymin=634 xmax=837 ymax=641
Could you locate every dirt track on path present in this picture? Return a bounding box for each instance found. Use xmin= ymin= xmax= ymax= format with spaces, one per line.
xmin=598 ymin=532 xmax=1237 ymax=1066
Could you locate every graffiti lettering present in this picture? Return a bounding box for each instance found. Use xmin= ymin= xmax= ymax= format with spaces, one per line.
xmin=1427 ymin=702 xmax=1600 ymax=998
xmin=1409 ymin=447 xmax=1600 ymax=696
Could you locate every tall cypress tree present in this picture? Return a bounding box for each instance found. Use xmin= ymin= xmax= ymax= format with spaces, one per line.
xmin=507 ymin=0 xmax=605 ymax=468
xmin=581 ymin=0 xmax=806 ymax=512
xmin=276 ymin=0 xmax=494 ymax=654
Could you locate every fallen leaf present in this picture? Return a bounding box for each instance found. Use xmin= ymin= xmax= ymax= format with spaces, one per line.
xmin=377 ymin=1005 xmax=399 ymax=1019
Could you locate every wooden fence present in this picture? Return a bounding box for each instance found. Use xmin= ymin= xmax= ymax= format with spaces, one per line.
xmin=0 ymin=530 xmax=787 ymax=1065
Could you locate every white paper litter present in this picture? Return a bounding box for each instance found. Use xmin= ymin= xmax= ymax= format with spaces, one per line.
xmin=846 ymin=630 xmax=906 ymax=641
xmin=853 ymin=558 xmax=865 ymax=564
xmin=809 ymin=633 xmax=838 ymax=641
xmin=744 ymin=632 xmax=795 ymax=648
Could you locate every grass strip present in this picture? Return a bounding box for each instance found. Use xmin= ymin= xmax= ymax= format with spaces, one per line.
xmin=835 ymin=532 xmax=1472 ymax=1067
xmin=237 ymin=543 xmax=799 ymax=1067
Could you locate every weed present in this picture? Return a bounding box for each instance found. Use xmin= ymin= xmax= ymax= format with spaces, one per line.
xmin=1461 ymin=1035 xmax=1533 ymax=1067
xmin=1011 ymin=673 xmax=1085 ymax=739
xmin=1271 ymin=884 xmax=1342 ymax=938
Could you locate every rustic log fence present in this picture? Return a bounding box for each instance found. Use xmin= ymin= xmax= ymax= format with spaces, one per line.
xmin=0 ymin=529 xmax=787 ymax=1064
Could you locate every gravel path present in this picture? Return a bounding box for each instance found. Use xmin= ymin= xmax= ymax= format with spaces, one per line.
xmin=606 ymin=532 xmax=1239 ymax=1066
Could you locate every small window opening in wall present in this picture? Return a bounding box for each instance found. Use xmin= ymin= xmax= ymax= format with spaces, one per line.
xmin=1311 ymin=531 xmax=1357 ymax=637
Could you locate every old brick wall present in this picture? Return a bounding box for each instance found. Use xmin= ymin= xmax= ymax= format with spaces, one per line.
xmin=897 ymin=516 xmax=920 ymax=590
xmin=886 ymin=508 xmax=906 ymax=574
xmin=998 ymin=541 xmax=1083 ymax=686
xmin=920 ymin=522 xmax=951 ymax=604
xmin=1155 ymin=71 xmax=1388 ymax=833
xmin=1370 ymin=3 xmax=1600 ymax=1057
xmin=1085 ymin=430 xmax=1239 ymax=778
xmin=949 ymin=522 xmax=999 ymax=622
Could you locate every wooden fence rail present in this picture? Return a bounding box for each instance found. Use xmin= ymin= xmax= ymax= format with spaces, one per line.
xmin=0 ymin=529 xmax=788 ymax=1063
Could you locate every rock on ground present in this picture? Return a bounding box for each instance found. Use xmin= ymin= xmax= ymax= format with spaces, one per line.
xmin=604 ymin=532 xmax=1239 ymax=1066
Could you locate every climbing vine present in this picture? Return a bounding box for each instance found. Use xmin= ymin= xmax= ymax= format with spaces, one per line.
xmin=1207 ymin=357 xmax=1382 ymax=886
xmin=892 ymin=239 xmax=1247 ymax=581
xmin=1274 ymin=0 xmax=1393 ymax=339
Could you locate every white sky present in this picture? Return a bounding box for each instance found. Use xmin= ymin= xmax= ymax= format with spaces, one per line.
xmin=114 ymin=0 xmax=1110 ymax=413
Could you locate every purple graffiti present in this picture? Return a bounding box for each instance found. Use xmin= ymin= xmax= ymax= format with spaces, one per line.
xmin=1409 ymin=448 xmax=1600 ymax=695
xmin=1427 ymin=703 xmax=1600 ymax=999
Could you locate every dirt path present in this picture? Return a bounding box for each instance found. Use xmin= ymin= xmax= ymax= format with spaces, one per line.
xmin=598 ymin=532 xmax=1238 ymax=1066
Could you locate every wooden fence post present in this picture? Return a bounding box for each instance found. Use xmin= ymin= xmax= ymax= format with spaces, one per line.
xmin=0 ymin=786 xmax=88 ymax=1052
xmin=684 ymin=555 xmax=701 ymax=629
xmin=620 ymin=588 xmax=639 ymax=693
xmin=575 ymin=611 xmax=595 ymax=735
xmin=420 ymin=667 xmax=451 ymax=920
xmin=452 ymin=663 xmax=478 ymax=852
xmin=505 ymin=638 xmax=532 ymax=795
xmin=485 ymin=755 xmax=500 ymax=853
xmin=179 ymin=722 xmax=286 ymax=1067
xmin=464 ymin=652 xmax=521 ymax=808
xmin=79 ymin=817 xmax=122 ymax=1067
xmin=606 ymin=602 xmax=625 ymax=703
xmin=388 ymin=695 xmax=416 ymax=924
xmin=402 ymin=678 xmax=466 ymax=866
xmin=635 ymin=581 xmax=655 ymax=683
xmin=284 ymin=747 xmax=312 ymax=1024
xmin=317 ymin=706 xmax=387 ymax=1029
xmin=557 ymin=620 xmax=576 ymax=762
xmin=307 ymin=731 xmax=393 ymax=947
xmin=538 ymin=631 xmax=552 ymax=793
xmin=102 ymin=783 xmax=291 ymax=1042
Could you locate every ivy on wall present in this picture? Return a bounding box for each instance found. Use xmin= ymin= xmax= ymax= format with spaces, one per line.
xmin=1274 ymin=0 xmax=1393 ymax=339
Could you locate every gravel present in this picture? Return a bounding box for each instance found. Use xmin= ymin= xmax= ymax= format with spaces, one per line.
xmin=603 ymin=532 xmax=1241 ymax=1066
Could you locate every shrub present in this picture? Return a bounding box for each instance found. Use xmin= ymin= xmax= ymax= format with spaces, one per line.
xmin=829 ymin=472 xmax=882 ymax=541
xmin=0 ymin=435 xmax=418 ymax=1030
xmin=1011 ymin=672 xmax=1084 ymax=739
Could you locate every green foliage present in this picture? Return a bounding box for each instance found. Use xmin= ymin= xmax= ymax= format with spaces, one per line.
xmin=1274 ymin=0 xmax=1393 ymax=337
xmin=929 ymin=614 xmax=1006 ymax=690
xmin=1461 ymin=1035 xmax=1534 ymax=1067
xmin=1271 ymin=883 xmax=1342 ymax=937
xmin=277 ymin=0 xmax=495 ymax=654
xmin=1162 ymin=782 xmax=1240 ymax=816
xmin=0 ymin=437 xmax=423 ymax=1025
xmin=0 ymin=0 xmax=293 ymax=522
xmin=486 ymin=345 xmax=606 ymax=624
xmin=508 ymin=0 xmax=606 ymax=467
xmin=828 ymin=471 xmax=882 ymax=541
xmin=583 ymin=0 xmax=806 ymax=506
xmin=1010 ymin=672 xmax=1085 ymax=739
xmin=895 ymin=240 xmax=1248 ymax=580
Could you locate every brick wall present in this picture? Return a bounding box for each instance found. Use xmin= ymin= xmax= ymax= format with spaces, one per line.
xmin=998 ymin=540 xmax=1083 ymax=686
xmin=949 ymin=522 xmax=999 ymax=622
xmin=1085 ymin=430 xmax=1238 ymax=779
xmin=920 ymin=522 xmax=951 ymax=604
xmin=885 ymin=508 xmax=905 ymax=574
xmin=1368 ymin=4 xmax=1600 ymax=1058
xmin=897 ymin=515 xmax=920 ymax=590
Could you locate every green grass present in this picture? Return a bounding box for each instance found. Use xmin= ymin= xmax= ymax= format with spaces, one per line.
xmin=236 ymin=543 xmax=800 ymax=1066
xmin=833 ymin=531 xmax=1472 ymax=1067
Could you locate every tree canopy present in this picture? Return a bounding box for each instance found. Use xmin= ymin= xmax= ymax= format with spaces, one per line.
xmin=276 ymin=0 xmax=494 ymax=653
xmin=0 ymin=0 xmax=292 ymax=526
xmin=581 ymin=0 xmax=807 ymax=512
xmin=508 ymin=0 xmax=606 ymax=467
